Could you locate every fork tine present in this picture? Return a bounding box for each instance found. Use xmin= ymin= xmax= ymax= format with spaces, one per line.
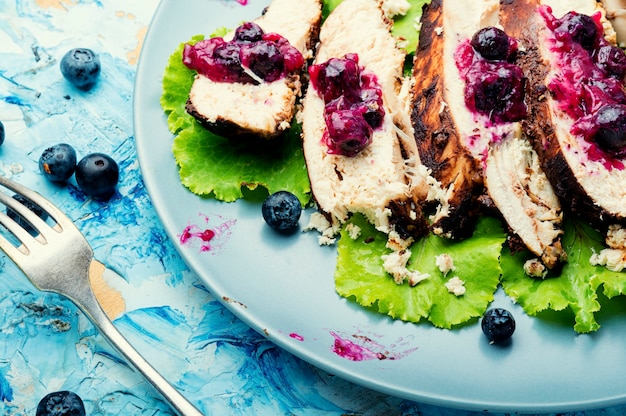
xmin=0 ymin=191 xmax=54 ymax=240
xmin=0 ymin=216 xmax=30 ymax=259
xmin=0 ymin=208 xmax=40 ymax=251
xmin=0 ymin=176 xmax=74 ymax=235
xmin=0 ymin=230 xmax=46 ymax=293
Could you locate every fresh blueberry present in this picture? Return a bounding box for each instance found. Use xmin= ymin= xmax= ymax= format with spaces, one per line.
xmin=75 ymin=152 xmax=119 ymax=200
xmin=6 ymin=194 xmax=49 ymax=236
xmin=262 ymin=191 xmax=302 ymax=233
xmin=481 ymin=308 xmax=516 ymax=344
xmin=0 ymin=120 xmax=5 ymax=146
xmin=36 ymin=390 xmax=85 ymax=416
xmin=60 ymin=48 xmax=101 ymax=90
xmin=39 ymin=143 xmax=77 ymax=182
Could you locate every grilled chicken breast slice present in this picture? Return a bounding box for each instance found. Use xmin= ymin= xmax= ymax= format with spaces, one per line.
xmin=301 ymin=0 xmax=433 ymax=242
xmin=186 ymin=0 xmax=322 ymax=140
xmin=485 ymin=138 xmax=565 ymax=267
xmin=411 ymin=0 xmax=566 ymax=267
xmin=503 ymin=0 xmax=626 ymax=230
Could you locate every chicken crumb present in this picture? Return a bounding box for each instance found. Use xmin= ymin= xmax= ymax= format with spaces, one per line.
xmin=382 ymin=249 xmax=430 ymax=286
xmin=523 ymin=258 xmax=548 ymax=278
xmin=606 ymin=224 xmax=626 ymax=250
xmin=435 ymin=253 xmax=455 ymax=276
xmin=346 ymin=223 xmax=361 ymax=240
xmin=445 ymin=276 xmax=466 ymax=296
xmin=304 ymin=212 xmax=340 ymax=245
xmin=589 ymin=224 xmax=626 ymax=272
xmin=380 ymin=0 xmax=410 ymax=17
xmin=386 ymin=229 xmax=413 ymax=251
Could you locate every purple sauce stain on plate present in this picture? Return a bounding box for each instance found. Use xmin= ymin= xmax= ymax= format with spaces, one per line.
xmin=289 ymin=332 xmax=305 ymax=341
xmin=179 ymin=213 xmax=236 ymax=253
xmin=329 ymin=331 xmax=417 ymax=362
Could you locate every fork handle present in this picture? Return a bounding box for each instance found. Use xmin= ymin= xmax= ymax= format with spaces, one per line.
xmin=93 ymin=310 xmax=204 ymax=415
xmin=81 ymin=261 xmax=204 ymax=416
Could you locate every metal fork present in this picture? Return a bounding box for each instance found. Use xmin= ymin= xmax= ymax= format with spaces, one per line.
xmin=0 ymin=175 xmax=203 ymax=416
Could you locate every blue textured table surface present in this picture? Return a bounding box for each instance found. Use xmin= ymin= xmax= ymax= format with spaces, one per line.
xmin=0 ymin=1 xmax=625 ymax=415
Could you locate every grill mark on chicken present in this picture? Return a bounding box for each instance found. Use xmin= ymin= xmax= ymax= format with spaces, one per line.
xmin=500 ymin=0 xmax=553 ymax=161
xmin=410 ymin=0 xmax=484 ymax=240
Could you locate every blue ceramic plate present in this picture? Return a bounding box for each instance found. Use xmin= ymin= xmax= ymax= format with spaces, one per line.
xmin=134 ymin=0 xmax=626 ymax=412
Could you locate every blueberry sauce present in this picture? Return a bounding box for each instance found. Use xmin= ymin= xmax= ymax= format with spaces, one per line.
xmin=331 ymin=332 xmax=382 ymax=361
xmin=289 ymin=332 xmax=304 ymax=341
xmin=329 ymin=331 xmax=417 ymax=361
xmin=182 ymin=22 xmax=304 ymax=84
xmin=471 ymin=27 xmax=518 ymax=61
xmin=455 ymin=28 xmax=527 ymax=125
xmin=179 ymin=213 xmax=236 ymax=253
xmin=540 ymin=6 xmax=626 ymax=169
xmin=308 ymin=54 xmax=385 ymax=157
xmin=180 ymin=226 xmax=216 ymax=252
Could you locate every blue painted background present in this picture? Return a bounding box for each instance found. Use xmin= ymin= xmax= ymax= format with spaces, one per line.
xmin=0 ymin=0 xmax=625 ymax=414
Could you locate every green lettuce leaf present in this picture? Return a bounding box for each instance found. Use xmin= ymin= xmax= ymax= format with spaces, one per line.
xmin=160 ymin=36 xmax=311 ymax=204
xmin=336 ymin=214 xmax=506 ymax=328
xmin=321 ymin=0 xmax=342 ymax=17
xmin=161 ymin=35 xmax=202 ymax=135
xmin=173 ymin=121 xmax=310 ymax=202
xmin=393 ymin=0 xmax=430 ymax=54
xmin=501 ymin=217 xmax=626 ymax=333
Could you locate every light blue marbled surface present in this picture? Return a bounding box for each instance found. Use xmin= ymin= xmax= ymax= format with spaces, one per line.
xmin=0 ymin=0 xmax=626 ymax=415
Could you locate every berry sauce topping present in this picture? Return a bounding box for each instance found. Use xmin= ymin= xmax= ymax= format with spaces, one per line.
xmin=182 ymin=22 xmax=304 ymax=84
xmin=309 ymin=53 xmax=385 ymax=157
xmin=456 ymin=27 xmax=527 ymax=126
xmin=471 ymin=26 xmax=518 ymax=61
xmin=540 ymin=6 xmax=626 ymax=169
